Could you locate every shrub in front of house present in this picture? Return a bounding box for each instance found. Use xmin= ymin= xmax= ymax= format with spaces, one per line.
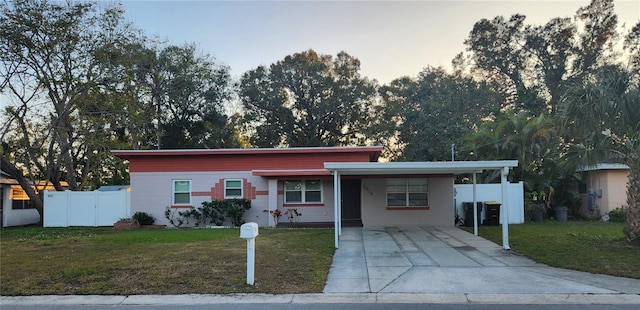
xmin=199 ymin=200 xmax=226 ymax=226
xmin=132 ymin=212 xmax=156 ymax=225
xmin=607 ymin=207 xmax=627 ymax=223
xmin=223 ymin=198 xmax=251 ymax=227
xmin=164 ymin=198 xmax=251 ymax=228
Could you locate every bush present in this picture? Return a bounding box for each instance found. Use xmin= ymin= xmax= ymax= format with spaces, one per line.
xmin=164 ymin=207 xmax=192 ymax=228
xmin=164 ymin=199 xmax=251 ymax=228
xmin=607 ymin=208 xmax=627 ymax=223
xmin=132 ymin=212 xmax=156 ymax=225
xmin=223 ymin=199 xmax=251 ymax=227
xmin=199 ymin=201 xmax=225 ymax=226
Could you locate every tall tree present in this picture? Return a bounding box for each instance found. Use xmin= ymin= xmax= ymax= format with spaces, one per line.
xmin=461 ymin=0 xmax=622 ymax=114
xmin=381 ymin=67 xmax=504 ymax=161
xmin=572 ymin=0 xmax=618 ymax=76
xmin=463 ymin=14 xmax=528 ymax=107
xmin=154 ymin=44 xmax=237 ymax=149
xmin=463 ymin=109 xmax=559 ymax=191
xmin=239 ymin=49 xmax=378 ymax=147
xmin=0 ymin=0 xmax=142 ymax=222
xmin=523 ymin=17 xmax=575 ymax=113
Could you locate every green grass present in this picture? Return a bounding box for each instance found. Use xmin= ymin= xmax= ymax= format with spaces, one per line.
xmin=462 ymin=221 xmax=640 ymax=279
xmin=5 ymin=222 xmax=636 ymax=296
xmin=0 ymin=227 xmax=334 ymax=296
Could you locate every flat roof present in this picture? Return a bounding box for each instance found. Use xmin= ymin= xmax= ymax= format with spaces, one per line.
xmin=324 ymin=160 xmax=519 ymax=175
xmin=112 ymin=146 xmax=383 ymax=159
xmin=577 ymin=163 xmax=629 ymax=172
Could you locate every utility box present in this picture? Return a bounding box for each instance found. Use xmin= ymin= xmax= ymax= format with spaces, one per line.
xmin=484 ymin=201 xmax=501 ymax=226
xmin=240 ymin=222 xmax=259 ymax=239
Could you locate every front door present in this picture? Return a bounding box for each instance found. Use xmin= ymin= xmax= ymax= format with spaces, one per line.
xmin=340 ymin=179 xmax=362 ymax=226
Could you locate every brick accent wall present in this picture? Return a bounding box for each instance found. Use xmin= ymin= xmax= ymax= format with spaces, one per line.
xmin=208 ymin=178 xmax=256 ymax=200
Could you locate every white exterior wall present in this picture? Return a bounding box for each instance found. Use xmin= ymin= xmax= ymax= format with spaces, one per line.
xmin=130 ymin=171 xmax=265 ymax=226
xmin=130 ymin=172 xmax=336 ymax=227
xmin=360 ymin=176 xmax=454 ymax=227
xmin=1 ymin=185 xmax=40 ymax=228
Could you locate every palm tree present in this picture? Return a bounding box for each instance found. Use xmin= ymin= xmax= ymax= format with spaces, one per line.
xmin=559 ymin=65 xmax=640 ymax=244
xmin=463 ymin=109 xmax=557 ymax=187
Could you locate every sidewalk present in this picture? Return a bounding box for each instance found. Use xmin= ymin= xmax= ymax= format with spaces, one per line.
xmin=2 ymin=292 xmax=640 ymax=305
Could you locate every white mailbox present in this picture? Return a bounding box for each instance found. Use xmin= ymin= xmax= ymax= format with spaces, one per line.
xmin=240 ymin=222 xmax=259 ymax=285
xmin=240 ymin=222 xmax=259 ymax=239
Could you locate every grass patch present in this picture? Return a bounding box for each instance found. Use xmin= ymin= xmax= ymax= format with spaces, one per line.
xmin=462 ymin=221 xmax=640 ymax=279
xmin=0 ymin=227 xmax=334 ymax=295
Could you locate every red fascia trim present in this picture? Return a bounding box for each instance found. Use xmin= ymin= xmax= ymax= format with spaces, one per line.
xmin=119 ymin=152 xmax=377 ymax=173
xmin=111 ymin=146 xmax=383 ymax=159
xmin=386 ymin=207 xmax=431 ymax=210
xmin=283 ymin=203 xmax=325 ymax=207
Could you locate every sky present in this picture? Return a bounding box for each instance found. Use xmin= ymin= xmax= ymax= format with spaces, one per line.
xmin=118 ymin=0 xmax=640 ymax=84
xmin=0 ymin=0 xmax=638 ymax=110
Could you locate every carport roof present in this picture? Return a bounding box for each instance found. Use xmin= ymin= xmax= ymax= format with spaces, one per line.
xmin=324 ymin=160 xmax=519 ymax=175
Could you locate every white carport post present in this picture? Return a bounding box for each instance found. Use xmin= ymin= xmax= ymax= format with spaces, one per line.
xmin=501 ymin=166 xmax=511 ymax=250
xmin=472 ymin=172 xmax=478 ymax=236
xmin=333 ymin=170 xmax=341 ymax=248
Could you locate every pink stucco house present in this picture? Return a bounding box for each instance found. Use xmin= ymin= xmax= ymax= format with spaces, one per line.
xmin=112 ymin=146 xmax=518 ymax=248
xmin=578 ymin=163 xmax=630 ymax=218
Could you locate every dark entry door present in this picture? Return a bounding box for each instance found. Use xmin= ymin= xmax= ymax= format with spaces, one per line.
xmin=340 ymin=179 xmax=362 ymax=226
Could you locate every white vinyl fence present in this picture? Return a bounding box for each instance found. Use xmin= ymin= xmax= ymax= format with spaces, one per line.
xmin=453 ymin=182 xmax=524 ymax=224
xmin=43 ymin=190 xmax=130 ymax=227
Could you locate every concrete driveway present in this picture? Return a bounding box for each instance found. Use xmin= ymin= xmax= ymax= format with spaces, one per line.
xmin=323 ymin=226 xmax=640 ymax=295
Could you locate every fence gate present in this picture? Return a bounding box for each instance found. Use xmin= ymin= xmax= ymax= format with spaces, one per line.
xmin=44 ymin=190 xmax=130 ymax=227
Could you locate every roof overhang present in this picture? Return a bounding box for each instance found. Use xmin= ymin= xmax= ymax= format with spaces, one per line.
xmin=252 ymin=169 xmax=332 ymax=177
xmin=577 ymin=163 xmax=629 ymax=172
xmin=111 ymin=146 xmax=383 ymax=160
xmin=324 ymin=160 xmax=519 ymax=176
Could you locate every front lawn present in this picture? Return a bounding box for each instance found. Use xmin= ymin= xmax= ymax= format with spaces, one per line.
xmin=462 ymin=221 xmax=640 ymax=279
xmin=0 ymin=227 xmax=334 ymax=296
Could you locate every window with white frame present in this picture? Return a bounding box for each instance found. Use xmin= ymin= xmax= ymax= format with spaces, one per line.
xmin=173 ymin=180 xmax=191 ymax=205
xmin=224 ymin=179 xmax=243 ymax=198
xmin=386 ymin=178 xmax=428 ymax=207
xmin=284 ymin=180 xmax=322 ymax=203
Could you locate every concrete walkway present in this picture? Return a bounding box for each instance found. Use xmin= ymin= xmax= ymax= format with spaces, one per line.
xmin=324 ymin=226 xmax=640 ymax=296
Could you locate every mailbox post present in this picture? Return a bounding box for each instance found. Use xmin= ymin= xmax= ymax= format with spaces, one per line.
xmin=240 ymin=222 xmax=259 ymax=285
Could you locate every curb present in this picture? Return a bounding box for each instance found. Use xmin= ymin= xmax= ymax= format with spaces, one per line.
xmin=2 ymin=293 xmax=640 ymax=305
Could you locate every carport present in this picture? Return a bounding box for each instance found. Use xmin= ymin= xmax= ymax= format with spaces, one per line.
xmin=324 ymin=160 xmax=519 ymax=250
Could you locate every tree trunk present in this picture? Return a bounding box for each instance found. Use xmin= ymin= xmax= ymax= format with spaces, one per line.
xmin=623 ymin=154 xmax=640 ymax=245
xmin=1 ymin=154 xmax=44 ymax=225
